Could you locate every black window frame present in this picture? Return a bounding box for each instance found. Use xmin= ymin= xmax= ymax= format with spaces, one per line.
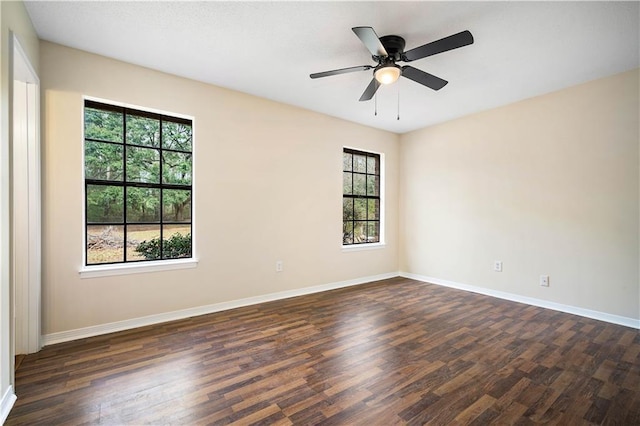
xmin=83 ymin=100 xmax=193 ymax=265
xmin=342 ymin=148 xmax=381 ymax=245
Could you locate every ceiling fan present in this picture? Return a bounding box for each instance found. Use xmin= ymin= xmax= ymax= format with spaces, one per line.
xmin=310 ymin=27 xmax=474 ymax=101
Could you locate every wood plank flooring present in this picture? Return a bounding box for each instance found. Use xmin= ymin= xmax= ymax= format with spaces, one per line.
xmin=6 ymin=277 xmax=640 ymax=425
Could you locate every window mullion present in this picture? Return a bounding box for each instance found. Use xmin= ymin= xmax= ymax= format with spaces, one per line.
xmin=85 ymin=180 xmax=89 ymax=264
xmin=123 ymin=110 xmax=128 ymax=262
xmin=159 ymin=118 xmax=164 ymax=260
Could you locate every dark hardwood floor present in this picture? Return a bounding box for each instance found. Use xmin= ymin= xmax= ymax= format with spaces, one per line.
xmin=6 ymin=277 xmax=640 ymax=425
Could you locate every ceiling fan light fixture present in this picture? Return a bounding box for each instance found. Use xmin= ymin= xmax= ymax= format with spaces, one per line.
xmin=374 ymin=65 xmax=401 ymax=85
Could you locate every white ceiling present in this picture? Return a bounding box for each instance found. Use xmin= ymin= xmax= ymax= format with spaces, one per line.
xmin=25 ymin=1 xmax=639 ymax=134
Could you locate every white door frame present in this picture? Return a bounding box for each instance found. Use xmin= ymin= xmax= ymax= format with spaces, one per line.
xmin=11 ymin=35 xmax=41 ymax=356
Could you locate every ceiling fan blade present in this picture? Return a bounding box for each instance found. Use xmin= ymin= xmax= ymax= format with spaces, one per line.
xmin=310 ymin=65 xmax=372 ymax=79
xmin=359 ymin=78 xmax=381 ymax=102
xmin=403 ymin=30 xmax=474 ymax=62
xmin=352 ymin=26 xmax=388 ymax=57
xmin=401 ymin=66 xmax=448 ymax=90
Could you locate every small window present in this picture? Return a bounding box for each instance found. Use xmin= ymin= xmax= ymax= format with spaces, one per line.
xmin=84 ymin=100 xmax=193 ymax=265
xmin=343 ymin=148 xmax=380 ymax=245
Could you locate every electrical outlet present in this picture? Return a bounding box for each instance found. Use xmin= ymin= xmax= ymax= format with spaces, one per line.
xmin=540 ymin=275 xmax=549 ymax=287
xmin=494 ymin=261 xmax=502 ymax=272
xmin=276 ymin=261 xmax=283 ymax=272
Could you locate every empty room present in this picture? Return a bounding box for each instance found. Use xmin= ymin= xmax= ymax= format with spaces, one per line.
xmin=1 ymin=1 xmax=639 ymax=424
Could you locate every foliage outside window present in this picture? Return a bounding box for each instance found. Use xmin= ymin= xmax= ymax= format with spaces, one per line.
xmin=84 ymin=100 xmax=193 ymax=265
xmin=343 ymin=148 xmax=380 ymax=245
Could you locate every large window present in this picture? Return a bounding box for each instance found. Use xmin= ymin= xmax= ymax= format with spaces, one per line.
xmin=84 ymin=100 xmax=193 ymax=265
xmin=343 ymin=148 xmax=380 ymax=245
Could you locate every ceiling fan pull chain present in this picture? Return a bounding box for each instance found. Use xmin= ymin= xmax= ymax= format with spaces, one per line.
xmin=397 ymin=87 xmax=400 ymax=121
xmin=374 ymin=93 xmax=378 ymax=116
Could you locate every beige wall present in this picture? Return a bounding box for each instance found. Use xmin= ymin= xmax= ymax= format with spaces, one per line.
xmin=40 ymin=41 xmax=400 ymax=335
xmin=37 ymin=40 xmax=640 ymax=337
xmin=0 ymin=0 xmax=39 ymax=415
xmin=400 ymin=69 xmax=640 ymax=320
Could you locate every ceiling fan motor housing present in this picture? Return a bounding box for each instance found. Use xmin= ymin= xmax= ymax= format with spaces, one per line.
xmin=378 ymin=35 xmax=406 ymax=61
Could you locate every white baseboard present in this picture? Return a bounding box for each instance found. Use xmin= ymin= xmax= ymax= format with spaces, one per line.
xmin=42 ymin=272 xmax=399 ymax=346
xmin=0 ymin=386 xmax=16 ymax=425
xmin=41 ymin=270 xmax=639 ymax=346
xmin=400 ymin=272 xmax=640 ymax=329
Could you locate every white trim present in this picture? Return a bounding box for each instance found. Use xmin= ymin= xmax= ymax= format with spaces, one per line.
xmin=12 ymin=35 xmax=42 ymax=355
xmin=342 ymin=243 xmax=386 ymax=252
xmin=12 ymin=37 xmax=38 ymax=84
xmin=401 ymin=272 xmax=640 ymax=330
xmin=46 ymin=270 xmax=639 ymax=346
xmin=44 ymin=272 xmax=399 ymax=345
xmin=0 ymin=386 xmax=17 ymax=425
xmin=79 ymin=258 xmax=198 ymax=279
xmin=83 ymin=95 xmax=194 ymax=121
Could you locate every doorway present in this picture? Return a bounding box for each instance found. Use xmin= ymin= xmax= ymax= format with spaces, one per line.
xmin=11 ymin=35 xmax=41 ymax=360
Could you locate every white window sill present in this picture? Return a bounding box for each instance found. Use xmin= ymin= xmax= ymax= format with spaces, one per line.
xmin=342 ymin=243 xmax=386 ymax=252
xmin=79 ymin=258 xmax=199 ymax=279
